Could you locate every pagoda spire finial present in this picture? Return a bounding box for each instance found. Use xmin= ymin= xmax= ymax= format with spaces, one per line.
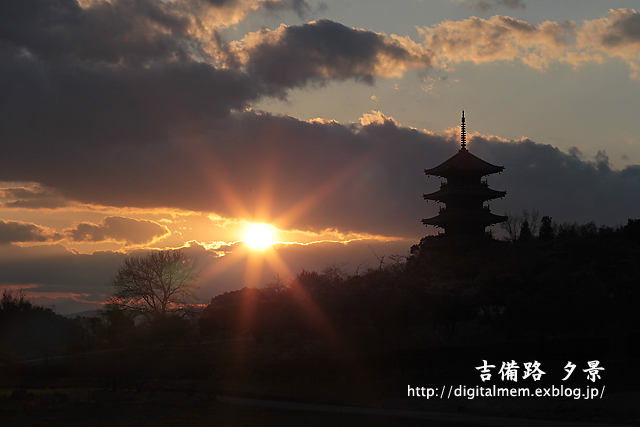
xmin=461 ymin=110 xmax=467 ymax=150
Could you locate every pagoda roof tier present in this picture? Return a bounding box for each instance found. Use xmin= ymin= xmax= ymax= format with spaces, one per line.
xmin=424 ymin=148 xmax=504 ymax=177
xmin=424 ymin=186 xmax=506 ymax=202
xmin=422 ymin=209 xmax=507 ymax=227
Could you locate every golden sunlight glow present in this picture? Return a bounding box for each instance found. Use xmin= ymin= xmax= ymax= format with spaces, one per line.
xmin=243 ymin=223 xmax=276 ymax=250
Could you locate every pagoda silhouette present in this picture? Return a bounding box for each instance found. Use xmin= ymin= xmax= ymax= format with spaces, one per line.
xmin=422 ymin=112 xmax=506 ymax=238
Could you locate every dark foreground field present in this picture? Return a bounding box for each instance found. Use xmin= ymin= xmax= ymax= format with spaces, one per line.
xmin=0 ymin=389 xmax=482 ymax=427
xmin=2 ymin=325 xmax=639 ymax=426
xmin=1 ymin=386 xmax=639 ymax=427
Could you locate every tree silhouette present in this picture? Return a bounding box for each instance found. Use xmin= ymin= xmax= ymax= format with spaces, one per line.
xmin=502 ymin=209 xmax=540 ymax=241
xmin=0 ymin=289 xmax=83 ymax=362
xmin=106 ymin=250 xmax=198 ymax=322
xmin=539 ymin=215 xmax=554 ymax=241
xmin=501 ymin=212 xmax=521 ymax=241
xmin=519 ymin=220 xmax=532 ymax=242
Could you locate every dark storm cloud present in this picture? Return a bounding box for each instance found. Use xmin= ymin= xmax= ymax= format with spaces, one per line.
xmin=0 ymin=0 xmax=193 ymax=65
xmin=4 ymin=199 xmax=69 ymax=209
xmin=213 ymin=30 xmax=242 ymax=70
xmin=1 ymin=1 xmax=639 ymax=240
xmin=203 ymin=0 xmax=240 ymax=6
xmin=600 ymin=8 xmax=640 ymax=46
xmin=468 ymin=136 xmax=640 ymax=226
xmin=66 ymin=216 xmax=169 ymax=245
xmin=0 ymin=186 xmax=54 ymax=199
xmin=2 ymin=4 xmax=433 ymax=178
xmin=0 ymin=8 xmax=431 ymax=234
xmin=0 ymin=111 xmax=450 ymax=238
xmin=1 ymin=185 xmax=68 ymax=209
xmin=0 ymin=243 xmax=124 ymax=296
xmin=0 ymin=220 xmax=58 ymax=244
xmin=0 ymin=1 xmax=316 ymax=162
xmin=460 ymin=0 xmax=525 ymax=12
xmin=0 ymin=47 xmax=270 ymax=175
xmin=3 ymin=107 xmax=640 ymax=238
xmin=0 ymin=3 xmax=448 ymax=240
xmin=241 ymin=20 xmax=431 ymax=87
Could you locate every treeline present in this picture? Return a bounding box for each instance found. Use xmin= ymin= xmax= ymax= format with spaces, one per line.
xmin=410 ymin=217 xmax=640 ymax=341
xmin=198 ymin=217 xmax=640 ymax=351
xmin=0 ymin=290 xmax=87 ymax=363
xmin=2 ymin=217 xmax=639 ymax=365
xmin=0 ymin=292 xmax=196 ymax=364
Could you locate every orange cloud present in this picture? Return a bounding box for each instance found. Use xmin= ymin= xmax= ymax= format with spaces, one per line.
xmin=577 ymin=8 xmax=640 ymax=78
xmin=0 ymin=220 xmax=62 ymax=244
xmin=418 ymin=9 xmax=640 ymax=78
xmin=66 ymin=216 xmax=170 ymax=245
xmin=0 ymin=185 xmax=68 ymax=209
xmin=419 ymin=15 xmax=575 ymax=70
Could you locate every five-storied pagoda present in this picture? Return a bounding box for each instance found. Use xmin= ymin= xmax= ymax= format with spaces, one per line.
xmin=422 ymin=112 xmax=507 ymax=238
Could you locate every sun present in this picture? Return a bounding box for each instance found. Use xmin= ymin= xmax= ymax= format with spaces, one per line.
xmin=243 ymin=223 xmax=276 ymax=250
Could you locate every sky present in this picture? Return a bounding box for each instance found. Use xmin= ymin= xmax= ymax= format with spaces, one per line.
xmin=1 ymin=0 xmax=639 ymax=314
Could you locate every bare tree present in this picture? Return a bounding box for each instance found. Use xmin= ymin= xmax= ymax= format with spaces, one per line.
xmin=501 ymin=211 xmax=522 ymax=242
xmin=369 ymin=245 xmax=385 ymax=270
xmin=501 ymin=208 xmax=541 ymax=241
xmin=521 ymin=208 xmax=540 ymax=236
xmin=539 ymin=215 xmax=555 ymax=240
xmin=106 ymin=250 xmax=199 ymax=321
